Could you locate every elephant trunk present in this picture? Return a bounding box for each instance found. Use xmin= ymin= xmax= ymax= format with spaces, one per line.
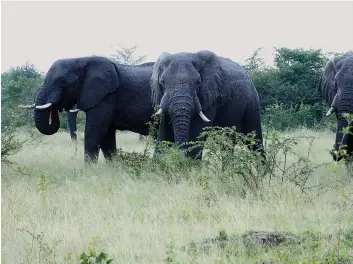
xmin=34 ymin=84 xmax=61 ymax=135
xmin=34 ymin=107 xmax=60 ymax=135
xmin=333 ymin=89 xmax=353 ymax=160
xmin=168 ymin=89 xmax=194 ymax=148
xmin=172 ymin=114 xmax=191 ymax=146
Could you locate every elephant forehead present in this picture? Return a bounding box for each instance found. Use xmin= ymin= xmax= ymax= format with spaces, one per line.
xmin=166 ymin=61 xmax=195 ymax=75
xmin=168 ymin=53 xmax=196 ymax=65
xmin=171 ymin=52 xmax=194 ymax=59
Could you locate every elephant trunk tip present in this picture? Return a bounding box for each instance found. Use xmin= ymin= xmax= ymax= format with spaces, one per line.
xmin=34 ymin=107 xmax=60 ymax=135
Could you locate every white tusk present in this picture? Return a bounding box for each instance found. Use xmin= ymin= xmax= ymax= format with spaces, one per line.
xmin=35 ymin=103 xmax=52 ymax=109
xmin=155 ymin=108 xmax=163 ymax=115
xmin=19 ymin=104 xmax=35 ymax=109
xmin=69 ymin=109 xmax=79 ymax=113
xmin=326 ymin=107 xmax=335 ymax=116
xmin=199 ymin=111 xmax=211 ymax=122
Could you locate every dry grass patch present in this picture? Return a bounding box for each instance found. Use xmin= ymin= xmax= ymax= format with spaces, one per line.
xmin=2 ymin=129 xmax=353 ymax=263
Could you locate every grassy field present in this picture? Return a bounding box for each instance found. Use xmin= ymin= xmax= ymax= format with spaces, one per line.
xmin=1 ymin=128 xmax=353 ymax=263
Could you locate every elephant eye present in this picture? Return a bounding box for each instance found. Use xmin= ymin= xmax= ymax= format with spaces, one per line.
xmin=160 ymin=78 xmax=165 ymax=86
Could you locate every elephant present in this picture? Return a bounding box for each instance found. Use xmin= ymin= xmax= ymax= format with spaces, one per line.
xmin=19 ymin=56 xmax=155 ymax=163
xmin=318 ymin=53 xmax=353 ymax=162
xmin=150 ymin=50 xmax=265 ymax=160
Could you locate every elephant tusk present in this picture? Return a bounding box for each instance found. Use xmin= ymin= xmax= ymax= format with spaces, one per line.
xmin=155 ymin=108 xmax=163 ymax=115
xmin=326 ymin=107 xmax=335 ymax=116
xmin=19 ymin=104 xmax=35 ymax=109
xmin=199 ymin=111 xmax=211 ymax=122
xmin=35 ymin=103 xmax=52 ymax=109
xmin=69 ymin=109 xmax=79 ymax=113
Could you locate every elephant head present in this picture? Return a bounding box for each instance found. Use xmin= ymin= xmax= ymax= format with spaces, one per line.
xmin=19 ymin=57 xmax=119 ymax=135
xmin=151 ymin=50 xmax=223 ymax=148
xmin=318 ymin=53 xmax=353 ymax=161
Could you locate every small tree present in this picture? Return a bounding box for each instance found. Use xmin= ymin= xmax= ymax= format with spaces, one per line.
xmin=243 ymin=47 xmax=266 ymax=72
xmin=1 ymin=63 xmax=44 ymax=129
xmin=1 ymin=63 xmax=45 ymax=164
xmin=110 ymin=45 xmax=147 ymax=65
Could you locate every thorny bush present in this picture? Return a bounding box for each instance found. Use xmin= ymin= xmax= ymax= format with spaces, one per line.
xmin=114 ymin=111 xmax=334 ymax=196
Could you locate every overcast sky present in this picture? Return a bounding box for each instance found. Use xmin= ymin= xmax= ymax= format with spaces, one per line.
xmin=2 ymin=1 xmax=353 ymax=73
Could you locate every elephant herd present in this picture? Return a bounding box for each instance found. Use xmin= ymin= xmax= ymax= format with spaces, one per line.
xmin=19 ymin=50 xmax=353 ymax=165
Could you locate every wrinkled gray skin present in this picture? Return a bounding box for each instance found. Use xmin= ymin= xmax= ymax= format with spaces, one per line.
xmin=151 ymin=50 xmax=265 ymax=160
xmin=28 ymin=56 xmax=155 ymax=163
xmin=318 ymin=53 xmax=353 ymax=161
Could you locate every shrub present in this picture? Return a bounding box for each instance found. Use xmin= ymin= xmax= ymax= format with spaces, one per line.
xmin=113 ymin=124 xmax=326 ymax=197
xmin=262 ymin=102 xmax=329 ymax=131
xmin=1 ymin=128 xmax=23 ymax=164
xmin=79 ymin=241 xmax=113 ymax=264
xmin=245 ymin=47 xmax=336 ymax=132
xmin=1 ymin=64 xmax=44 ymax=129
xmin=192 ymin=126 xmax=325 ymax=196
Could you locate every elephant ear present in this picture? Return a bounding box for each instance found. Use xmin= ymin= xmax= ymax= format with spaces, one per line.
xmin=78 ymin=58 xmax=119 ymax=111
xmin=335 ymin=54 xmax=353 ymax=88
xmin=196 ymin=50 xmax=223 ymax=111
xmin=319 ymin=56 xmax=346 ymax=106
xmin=150 ymin=52 xmax=171 ymax=106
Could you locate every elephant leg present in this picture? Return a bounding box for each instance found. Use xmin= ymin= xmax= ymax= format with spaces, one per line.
xmin=84 ymin=125 xmax=100 ymax=164
xmin=186 ymin=140 xmax=204 ymax=160
xmin=153 ymin=115 xmax=174 ymax=157
xmin=187 ymin=126 xmax=205 ymax=160
xmin=67 ymin=110 xmax=78 ymax=141
xmin=243 ymin=103 xmax=266 ymax=161
xmin=71 ymin=132 xmax=77 ymax=141
xmin=84 ymin=97 xmax=115 ymax=164
xmin=100 ymin=127 xmax=117 ymax=162
xmin=186 ymin=110 xmax=216 ymax=160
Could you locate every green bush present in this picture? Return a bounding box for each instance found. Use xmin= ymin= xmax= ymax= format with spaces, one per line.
xmin=112 ymin=124 xmax=325 ymax=197
xmin=1 ymin=128 xmax=23 ymax=164
xmin=79 ymin=241 xmax=113 ymax=264
xmin=1 ymin=64 xmax=45 ymax=164
xmin=1 ymin=73 xmax=44 ymax=129
xmin=262 ymin=102 xmax=330 ymax=131
xmin=244 ymin=47 xmax=344 ymax=132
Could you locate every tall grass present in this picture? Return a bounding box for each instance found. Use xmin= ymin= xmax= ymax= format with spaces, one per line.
xmin=1 ymin=128 xmax=353 ymax=263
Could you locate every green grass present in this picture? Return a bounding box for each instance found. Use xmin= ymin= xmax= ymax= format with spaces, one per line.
xmin=1 ymin=129 xmax=353 ymax=263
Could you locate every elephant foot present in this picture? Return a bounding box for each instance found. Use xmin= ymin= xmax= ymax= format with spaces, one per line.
xmin=152 ymin=147 xmax=163 ymax=158
xmin=84 ymin=154 xmax=99 ymax=165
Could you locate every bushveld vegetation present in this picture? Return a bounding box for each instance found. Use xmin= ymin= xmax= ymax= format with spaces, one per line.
xmin=2 ymin=47 xmax=353 ymax=263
